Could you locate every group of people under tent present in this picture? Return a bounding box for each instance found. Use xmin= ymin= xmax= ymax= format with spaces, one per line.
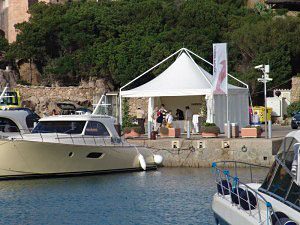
xmin=135 ymin=104 xmax=206 ymax=134
xmin=151 ymin=104 xmax=194 ymax=132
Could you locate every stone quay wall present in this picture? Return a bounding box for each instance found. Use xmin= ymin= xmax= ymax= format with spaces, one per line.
xmin=17 ymin=79 xmax=111 ymax=116
xmin=128 ymin=138 xmax=282 ymax=168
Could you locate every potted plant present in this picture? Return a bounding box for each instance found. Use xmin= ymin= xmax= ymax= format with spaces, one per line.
xmin=200 ymin=123 xmax=220 ymax=138
xmin=241 ymin=126 xmax=262 ymax=138
xmin=159 ymin=127 xmax=169 ymax=138
xmin=123 ymin=126 xmax=143 ymax=138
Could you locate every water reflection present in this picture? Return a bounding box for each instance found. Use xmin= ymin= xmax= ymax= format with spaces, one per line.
xmin=0 ymin=168 xmax=268 ymax=225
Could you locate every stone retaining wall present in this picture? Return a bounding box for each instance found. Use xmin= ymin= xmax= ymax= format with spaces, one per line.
xmin=16 ymin=78 xmax=111 ymax=116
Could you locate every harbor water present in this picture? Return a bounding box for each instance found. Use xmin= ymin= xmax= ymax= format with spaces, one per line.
xmin=0 ymin=168 xmax=268 ymax=225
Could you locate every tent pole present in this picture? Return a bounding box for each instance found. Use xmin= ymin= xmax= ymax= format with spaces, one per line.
xmin=119 ymin=90 xmax=122 ymax=126
xmin=227 ymin=93 xmax=230 ymax=138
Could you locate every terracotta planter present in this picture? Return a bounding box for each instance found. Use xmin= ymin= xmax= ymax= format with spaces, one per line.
xmin=124 ymin=129 xmax=141 ymax=138
xmin=160 ymin=128 xmax=181 ymax=138
xmin=168 ymin=128 xmax=181 ymax=138
xmin=202 ymin=132 xmax=218 ymax=138
xmin=241 ymin=128 xmax=261 ymax=138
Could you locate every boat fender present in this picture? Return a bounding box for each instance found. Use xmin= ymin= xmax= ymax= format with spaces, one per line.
xmin=271 ymin=212 xmax=297 ymax=225
xmin=153 ymin=154 xmax=163 ymax=165
xmin=230 ymin=187 xmax=244 ymax=205
xmin=239 ymin=190 xmax=257 ymax=210
xmin=217 ymin=180 xmax=232 ymax=196
xmin=138 ymin=154 xmax=146 ymax=171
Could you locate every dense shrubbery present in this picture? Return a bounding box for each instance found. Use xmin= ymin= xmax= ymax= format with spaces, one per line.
xmin=1 ymin=0 xmax=300 ymax=96
xmin=287 ymin=101 xmax=300 ymax=117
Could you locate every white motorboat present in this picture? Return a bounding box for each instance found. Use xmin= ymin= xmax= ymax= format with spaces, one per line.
xmin=0 ymin=108 xmax=39 ymax=138
xmin=212 ymin=131 xmax=300 ymax=225
xmin=0 ymin=92 xmax=163 ymax=179
xmin=0 ymin=113 xmax=162 ymax=179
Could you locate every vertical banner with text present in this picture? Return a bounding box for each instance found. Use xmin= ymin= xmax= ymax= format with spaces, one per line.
xmin=212 ymin=43 xmax=228 ymax=95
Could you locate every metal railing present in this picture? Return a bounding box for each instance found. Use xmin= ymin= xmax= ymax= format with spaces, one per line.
xmin=0 ymin=125 xmax=131 ymax=147
xmin=212 ymin=161 xmax=282 ymax=225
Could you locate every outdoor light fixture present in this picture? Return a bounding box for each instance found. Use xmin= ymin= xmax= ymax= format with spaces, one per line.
xmin=256 ymin=64 xmax=272 ymax=139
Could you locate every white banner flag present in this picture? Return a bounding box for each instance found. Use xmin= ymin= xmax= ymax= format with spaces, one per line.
xmin=212 ymin=43 xmax=228 ymax=95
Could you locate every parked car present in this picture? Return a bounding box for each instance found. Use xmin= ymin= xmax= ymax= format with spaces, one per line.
xmin=75 ymin=108 xmax=92 ymax=115
xmin=57 ymin=102 xmax=77 ymax=115
xmin=291 ymin=111 xmax=300 ymax=129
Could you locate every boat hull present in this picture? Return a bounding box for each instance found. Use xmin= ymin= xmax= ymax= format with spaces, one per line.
xmin=0 ymin=139 xmax=157 ymax=179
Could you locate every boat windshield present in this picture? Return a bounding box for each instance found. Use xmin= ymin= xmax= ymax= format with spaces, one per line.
xmin=32 ymin=121 xmax=86 ymax=134
xmin=0 ymin=92 xmax=19 ymax=106
xmin=260 ymin=137 xmax=300 ymax=212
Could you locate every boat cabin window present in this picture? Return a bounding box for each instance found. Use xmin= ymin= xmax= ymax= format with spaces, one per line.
xmin=85 ymin=121 xmax=110 ymax=136
xmin=25 ymin=113 xmax=40 ymax=129
xmin=277 ymin=137 xmax=297 ymax=162
xmin=268 ymin=165 xmax=291 ymax=199
xmin=260 ymin=137 xmax=300 ymax=212
xmin=0 ymin=117 xmax=20 ymax=132
xmin=32 ymin=121 xmax=86 ymax=134
xmin=286 ymin=182 xmax=300 ymax=208
xmin=0 ymin=92 xmax=19 ymax=106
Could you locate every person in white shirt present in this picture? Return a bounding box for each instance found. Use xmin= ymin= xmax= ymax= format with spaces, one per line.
xmin=136 ymin=107 xmax=145 ymax=134
xmin=184 ymin=106 xmax=191 ymax=132
xmin=166 ymin=110 xmax=173 ymax=128
xmin=252 ymin=111 xmax=260 ymax=125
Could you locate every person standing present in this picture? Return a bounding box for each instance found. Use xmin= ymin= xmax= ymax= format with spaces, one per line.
xmin=184 ymin=106 xmax=192 ymax=132
xmin=152 ymin=107 xmax=159 ymax=131
xmin=166 ymin=110 xmax=173 ymax=128
xmin=252 ymin=111 xmax=260 ymax=125
xmin=160 ymin=104 xmax=167 ymax=124
xmin=176 ymin=109 xmax=184 ymax=120
xmin=155 ymin=110 xmax=164 ymax=131
xmin=136 ymin=107 xmax=145 ymax=134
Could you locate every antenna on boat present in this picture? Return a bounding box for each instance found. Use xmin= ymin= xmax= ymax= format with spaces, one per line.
xmin=0 ymin=84 xmax=9 ymax=101
xmin=92 ymin=92 xmax=107 ymax=115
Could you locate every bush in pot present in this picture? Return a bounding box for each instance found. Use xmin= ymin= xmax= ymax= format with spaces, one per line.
xmin=200 ymin=123 xmax=220 ymax=137
xmin=123 ymin=126 xmax=143 ymax=138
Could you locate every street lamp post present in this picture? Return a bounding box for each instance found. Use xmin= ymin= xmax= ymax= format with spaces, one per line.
xmin=256 ymin=65 xmax=272 ymax=139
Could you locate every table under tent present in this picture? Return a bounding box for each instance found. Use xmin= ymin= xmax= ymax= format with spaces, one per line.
xmin=120 ymin=48 xmax=250 ymax=133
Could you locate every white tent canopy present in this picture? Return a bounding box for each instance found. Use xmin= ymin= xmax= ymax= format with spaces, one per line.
xmin=120 ymin=48 xmax=249 ymax=132
xmin=121 ymin=52 xmax=246 ymax=97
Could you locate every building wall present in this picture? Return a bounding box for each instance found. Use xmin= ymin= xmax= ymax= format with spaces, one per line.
xmin=0 ymin=0 xmax=9 ymax=38
xmin=3 ymin=0 xmax=67 ymax=43
xmin=7 ymin=0 xmax=30 ymax=43
xmin=291 ymin=77 xmax=300 ymax=102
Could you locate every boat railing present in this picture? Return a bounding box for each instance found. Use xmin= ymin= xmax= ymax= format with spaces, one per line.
xmin=212 ymin=161 xmax=283 ymax=225
xmin=215 ymin=160 xmax=269 ymax=183
xmin=5 ymin=128 xmax=130 ymax=147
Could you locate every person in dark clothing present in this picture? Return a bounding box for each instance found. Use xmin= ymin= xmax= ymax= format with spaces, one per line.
xmin=155 ymin=110 xmax=164 ymax=131
xmin=176 ymin=109 xmax=184 ymax=120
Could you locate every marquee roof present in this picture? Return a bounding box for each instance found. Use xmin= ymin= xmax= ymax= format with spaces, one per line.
xmin=121 ymin=52 xmax=247 ymax=98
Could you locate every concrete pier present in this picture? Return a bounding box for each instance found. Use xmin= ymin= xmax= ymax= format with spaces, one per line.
xmin=127 ymin=125 xmax=291 ymax=168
